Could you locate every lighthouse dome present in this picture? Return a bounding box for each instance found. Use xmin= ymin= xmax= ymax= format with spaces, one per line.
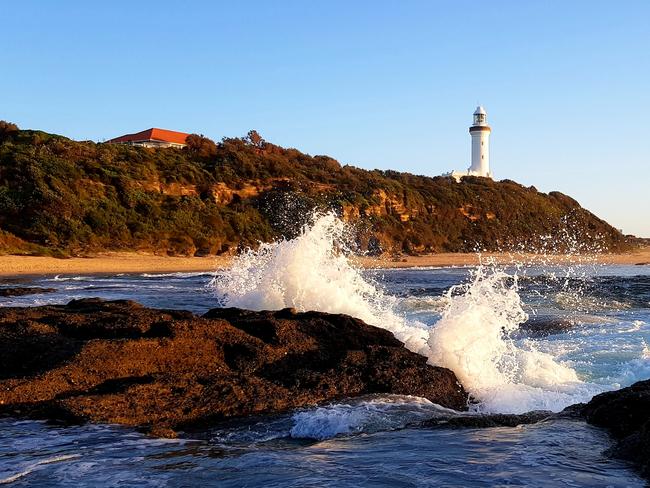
xmin=473 ymin=105 xmax=487 ymax=115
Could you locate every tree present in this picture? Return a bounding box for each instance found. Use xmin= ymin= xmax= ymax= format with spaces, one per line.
xmin=0 ymin=121 xmax=18 ymax=141
xmin=185 ymin=134 xmax=217 ymax=158
xmin=245 ymin=130 xmax=265 ymax=149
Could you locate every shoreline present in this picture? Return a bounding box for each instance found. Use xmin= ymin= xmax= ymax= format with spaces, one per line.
xmin=353 ymin=247 xmax=650 ymax=269
xmin=0 ymin=247 xmax=649 ymax=277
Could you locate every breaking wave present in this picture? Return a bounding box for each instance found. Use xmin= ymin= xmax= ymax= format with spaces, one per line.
xmin=290 ymin=395 xmax=457 ymax=440
xmin=0 ymin=454 xmax=80 ymax=485
xmin=211 ymin=213 xmax=607 ymax=413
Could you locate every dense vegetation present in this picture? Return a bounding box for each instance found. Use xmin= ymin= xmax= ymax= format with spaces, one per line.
xmin=0 ymin=123 xmax=632 ymax=257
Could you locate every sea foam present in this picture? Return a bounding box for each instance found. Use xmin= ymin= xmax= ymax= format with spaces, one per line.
xmin=289 ymin=395 xmax=455 ymax=440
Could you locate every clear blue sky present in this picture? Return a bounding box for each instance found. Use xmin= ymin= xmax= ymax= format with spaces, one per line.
xmin=3 ymin=1 xmax=649 ymax=236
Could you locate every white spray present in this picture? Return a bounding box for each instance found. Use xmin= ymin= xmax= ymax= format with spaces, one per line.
xmin=211 ymin=213 xmax=601 ymax=413
xmin=211 ymin=213 xmax=429 ymax=354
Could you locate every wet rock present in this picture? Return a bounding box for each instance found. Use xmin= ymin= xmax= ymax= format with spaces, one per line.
xmin=421 ymin=410 xmax=552 ymax=429
xmin=0 ymin=286 xmax=56 ymax=297
xmin=0 ymin=299 xmax=468 ymax=435
xmin=518 ymin=314 xmax=617 ymax=338
xmin=518 ymin=315 xmax=580 ymax=337
xmin=579 ymin=379 xmax=650 ymax=478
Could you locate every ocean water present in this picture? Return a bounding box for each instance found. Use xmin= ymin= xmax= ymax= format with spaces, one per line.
xmin=1 ymin=216 xmax=649 ymax=486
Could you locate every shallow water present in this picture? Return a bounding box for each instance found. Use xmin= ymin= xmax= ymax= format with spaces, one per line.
xmin=1 ymin=263 xmax=649 ymax=486
xmin=0 ymin=417 xmax=643 ymax=487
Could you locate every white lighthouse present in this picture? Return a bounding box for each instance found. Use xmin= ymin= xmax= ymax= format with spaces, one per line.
xmin=445 ymin=106 xmax=493 ymax=181
xmin=468 ymin=106 xmax=491 ymax=177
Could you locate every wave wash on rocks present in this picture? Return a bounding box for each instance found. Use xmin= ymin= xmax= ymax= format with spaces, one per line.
xmin=212 ymin=213 xmax=604 ymax=414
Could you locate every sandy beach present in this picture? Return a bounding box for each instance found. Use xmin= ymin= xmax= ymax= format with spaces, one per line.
xmin=0 ymin=248 xmax=648 ymax=277
xmin=0 ymin=253 xmax=230 ymax=277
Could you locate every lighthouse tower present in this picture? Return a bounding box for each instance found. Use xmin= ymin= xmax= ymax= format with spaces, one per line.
xmin=468 ymin=106 xmax=491 ymax=177
xmin=444 ymin=106 xmax=494 ymax=182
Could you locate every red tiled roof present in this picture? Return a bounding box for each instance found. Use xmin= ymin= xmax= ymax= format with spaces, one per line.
xmin=107 ymin=128 xmax=189 ymax=145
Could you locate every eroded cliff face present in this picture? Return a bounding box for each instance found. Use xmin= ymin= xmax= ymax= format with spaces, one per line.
xmin=181 ymin=177 xmax=627 ymax=255
xmin=356 ymin=189 xmax=418 ymax=222
xmin=203 ymin=179 xmax=507 ymax=229
xmin=0 ymin=170 xmax=631 ymax=256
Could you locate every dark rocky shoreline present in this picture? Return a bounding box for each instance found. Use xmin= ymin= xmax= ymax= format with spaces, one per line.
xmin=0 ymin=286 xmax=56 ymax=297
xmin=0 ymin=298 xmax=647 ymax=479
xmin=0 ymin=299 xmax=467 ymax=437
xmin=578 ymin=380 xmax=650 ymax=478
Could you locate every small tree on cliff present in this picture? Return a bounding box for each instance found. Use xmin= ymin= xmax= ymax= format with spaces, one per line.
xmin=0 ymin=121 xmax=19 ymax=141
xmin=245 ymin=130 xmax=265 ymax=149
xmin=185 ymin=134 xmax=217 ymax=159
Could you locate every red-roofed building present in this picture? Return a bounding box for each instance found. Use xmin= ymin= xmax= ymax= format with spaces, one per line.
xmin=106 ymin=128 xmax=189 ymax=148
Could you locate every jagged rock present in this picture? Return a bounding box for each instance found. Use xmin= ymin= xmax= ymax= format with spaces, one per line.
xmin=579 ymin=379 xmax=650 ymax=478
xmin=518 ymin=316 xmax=578 ymax=337
xmin=0 ymin=286 xmax=56 ymax=297
xmin=0 ymin=299 xmax=468 ymax=436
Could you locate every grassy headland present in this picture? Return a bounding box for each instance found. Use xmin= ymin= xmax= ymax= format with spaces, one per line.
xmin=0 ymin=122 xmax=637 ymax=259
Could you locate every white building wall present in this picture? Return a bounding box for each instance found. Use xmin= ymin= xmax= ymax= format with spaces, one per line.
xmin=469 ymin=130 xmax=490 ymax=176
